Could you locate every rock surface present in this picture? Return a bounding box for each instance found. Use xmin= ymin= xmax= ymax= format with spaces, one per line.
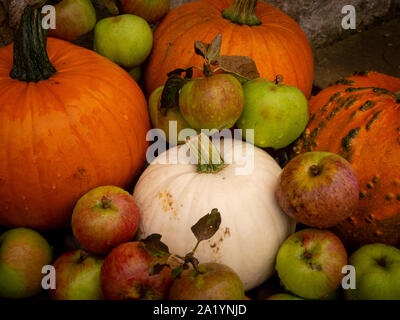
xmin=0 ymin=1 xmax=398 ymax=89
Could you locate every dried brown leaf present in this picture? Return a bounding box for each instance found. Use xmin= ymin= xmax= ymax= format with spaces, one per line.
xmin=218 ymin=55 xmax=260 ymax=80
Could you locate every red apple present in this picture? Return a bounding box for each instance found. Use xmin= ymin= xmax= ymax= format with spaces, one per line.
xmin=0 ymin=228 xmax=53 ymax=299
xmin=48 ymin=0 xmax=97 ymax=42
xmin=71 ymin=186 xmax=140 ymax=255
xmin=50 ymin=250 xmax=104 ymax=300
xmin=120 ymin=0 xmax=171 ymax=24
xmin=179 ymin=73 xmax=244 ymax=130
xmin=276 ymin=228 xmax=348 ymax=299
xmin=169 ymin=262 xmax=245 ymax=300
xmin=100 ymin=241 xmax=172 ymax=300
xmin=276 ymin=151 xmax=359 ymax=228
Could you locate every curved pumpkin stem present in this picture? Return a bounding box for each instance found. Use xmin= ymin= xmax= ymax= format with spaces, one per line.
xmin=10 ymin=7 xmax=57 ymax=82
xmin=396 ymin=91 xmax=400 ymax=103
xmin=222 ymin=0 xmax=261 ymax=26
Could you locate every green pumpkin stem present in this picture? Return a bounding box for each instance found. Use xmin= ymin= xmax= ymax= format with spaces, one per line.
xmin=396 ymin=91 xmax=400 ymax=103
xmin=187 ymin=133 xmax=227 ymax=173
xmin=222 ymin=0 xmax=261 ymax=26
xmin=10 ymin=7 xmax=57 ymax=82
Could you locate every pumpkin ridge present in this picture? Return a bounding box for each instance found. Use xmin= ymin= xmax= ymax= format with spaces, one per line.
xmin=28 ymin=86 xmax=53 ymax=226
xmin=42 ymin=82 xmax=104 ymax=187
xmin=85 ymin=87 xmax=141 ymax=180
xmin=145 ymin=0 xmax=314 ymax=97
xmin=160 ymin=17 xmax=216 ymax=76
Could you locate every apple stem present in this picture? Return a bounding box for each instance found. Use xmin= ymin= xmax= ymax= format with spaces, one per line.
xmin=78 ymin=251 xmax=90 ymax=264
xmin=275 ymin=74 xmax=284 ymax=85
xmin=101 ymin=196 xmax=112 ymax=209
xmin=309 ymin=164 xmax=320 ymax=177
xmin=183 ymin=252 xmax=202 ymax=276
xmin=203 ymin=63 xmax=213 ymax=77
xmin=376 ymin=258 xmax=386 ymax=267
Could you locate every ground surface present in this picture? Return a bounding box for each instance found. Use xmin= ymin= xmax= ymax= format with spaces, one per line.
xmin=314 ymin=17 xmax=400 ymax=89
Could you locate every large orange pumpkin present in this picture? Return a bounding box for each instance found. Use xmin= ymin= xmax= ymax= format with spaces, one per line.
xmin=145 ymin=0 xmax=314 ymax=98
xmin=0 ymin=8 xmax=151 ymax=229
xmin=295 ymin=71 xmax=400 ymax=249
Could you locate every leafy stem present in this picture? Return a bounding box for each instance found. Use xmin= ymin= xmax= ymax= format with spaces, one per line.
xmin=142 ymin=208 xmax=222 ymax=278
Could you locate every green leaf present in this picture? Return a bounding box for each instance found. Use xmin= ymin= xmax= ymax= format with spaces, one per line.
xmin=160 ymin=68 xmax=193 ymax=115
xmin=191 ymin=208 xmax=222 ymax=243
xmin=218 ymin=55 xmax=260 ymax=80
xmin=171 ymin=266 xmax=184 ymax=279
xmin=142 ymin=234 xmax=171 ymax=258
xmin=149 ymin=263 xmax=170 ymax=276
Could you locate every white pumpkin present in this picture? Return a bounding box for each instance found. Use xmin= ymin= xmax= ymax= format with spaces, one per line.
xmin=133 ymin=135 xmax=295 ymax=290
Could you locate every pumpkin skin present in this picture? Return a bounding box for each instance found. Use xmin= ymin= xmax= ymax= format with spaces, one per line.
xmin=133 ymin=138 xmax=296 ymax=290
xmin=0 ymin=38 xmax=151 ymax=229
xmin=144 ymin=0 xmax=314 ymax=98
xmin=295 ymin=72 xmax=400 ymax=249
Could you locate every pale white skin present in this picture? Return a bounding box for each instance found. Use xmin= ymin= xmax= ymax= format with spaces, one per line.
xmin=133 ymin=138 xmax=296 ymax=290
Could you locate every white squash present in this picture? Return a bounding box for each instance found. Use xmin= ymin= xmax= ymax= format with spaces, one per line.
xmin=133 ymin=135 xmax=295 ymax=290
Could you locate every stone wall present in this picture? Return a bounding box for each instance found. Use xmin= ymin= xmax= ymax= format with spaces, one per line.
xmin=171 ymin=0 xmax=400 ymax=48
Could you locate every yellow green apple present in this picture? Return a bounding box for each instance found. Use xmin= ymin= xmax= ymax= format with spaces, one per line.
xmin=94 ymin=14 xmax=153 ymax=68
xmin=0 ymin=228 xmax=53 ymax=299
xmin=237 ymin=77 xmax=309 ymax=149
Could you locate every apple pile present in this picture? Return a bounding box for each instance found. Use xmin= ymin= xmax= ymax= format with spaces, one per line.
xmin=47 ymin=0 xmax=161 ymax=85
xmin=3 ymin=186 xmax=244 ymax=300
xmin=148 ymin=34 xmax=309 ymax=148
xmin=266 ymin=151 xmax=400 ymax=300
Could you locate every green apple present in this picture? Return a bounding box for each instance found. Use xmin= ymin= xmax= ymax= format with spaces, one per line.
xmin=48 ymin=0 xmax=96 ymax=42
xmin=275 ymin=151 xmax=359 ymax=229
xmin=345 ymin=243 xmax=400 ymax=300
xmin=267 ymin=293 xmax=303 ymax=300
xmin=179 ymin=74 xmax=244 ymax=130
xmin=237 ymin=77 xmax=309 ymax=149
xmin=50 ymin=249 xmax=104 ymax=300
xmin=149 ymin=86 xmax=193 ymax=144
xmin=276 ymin=228 xmax=348 ymax=300
xmin=129 ymin=65 xmax=142 ymax=83
xmin=94 ymin=14 xmax=153 ymax=68
xmin=0 ymin=228 xmax=53 ymax=299
xmin=169 ymin=262 xmax=245 ymax=300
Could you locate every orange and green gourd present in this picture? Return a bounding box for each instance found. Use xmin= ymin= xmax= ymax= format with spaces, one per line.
xmin=295 ymin=71 xmax=400 ymax=249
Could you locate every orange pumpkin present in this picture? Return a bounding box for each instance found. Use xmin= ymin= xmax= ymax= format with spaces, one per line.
xmin=0 ymin=8 xmax=151 ymax=229
xmin=295 ymin=71 xmax=400 ymax=249
xmin=145 ymin=0 xmax=314 ymax=98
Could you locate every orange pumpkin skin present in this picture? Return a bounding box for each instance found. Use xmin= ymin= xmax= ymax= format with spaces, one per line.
xmin=145 ymin=0 xmax=314 ymax=98
xmin=295 ymin=72 xmax=400 ymax=249
xmin=0 ymin=38 xmax=151 ymax=230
